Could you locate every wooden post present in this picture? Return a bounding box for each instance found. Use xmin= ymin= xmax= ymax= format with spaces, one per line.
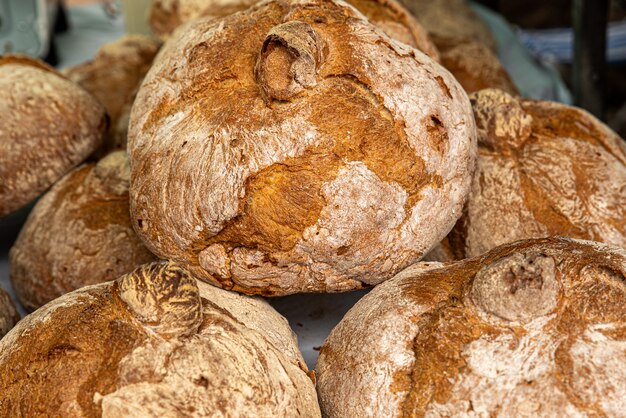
xmin=572 ymin=0 xmax=609 ymax=119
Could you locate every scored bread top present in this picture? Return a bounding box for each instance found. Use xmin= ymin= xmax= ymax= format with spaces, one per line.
xmin=0 ymin=262 xmax=320 ymax=417
xmin=129 ymin=0 xmax=476 ymax=296
xmin=436 ymin=88 xmax=626 ymax=260
xmin=316 ymin=237 xmax=626 ymax=417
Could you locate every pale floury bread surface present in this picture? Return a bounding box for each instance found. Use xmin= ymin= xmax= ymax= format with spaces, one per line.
xmin=0 ymin=287 xmax=19 ymax=338
xmin=10 ymin=151 xmax=157 ymax=311
xmin=0 ymin=262 xmax=320 ymax=417
xmin=0 ymin=56 xmax=108 ymax=217
xmin=129 ymin=0 xmax=476 ymax=296
xmin=316 ymin=237 xmax=626 ymax=417
xmin=430 ymin=88 xmax=626 ymax=261
xmin=148 ymin=0 xmax=440 ymax=60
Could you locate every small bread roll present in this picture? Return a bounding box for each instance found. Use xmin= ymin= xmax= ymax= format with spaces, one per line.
xmin=0 ymin=262 xmax=320 ymax=417
xmin=0 ymin=56 xmax=108 ymax=217
xmin=430 ymin=88 xmax=626 ymax=261
xmin=0 ymin=287 xmax=19 ymax=338
xmin=317 ymin=237 xmax=626 ymax=417
xmin=148 ymin=0 xmax=439 ymax=59
xmin=10 ymin=151 xmax=157 ymax=311
xmin=129 ymin=0 xmax=476 ymax=296
xmin=64 ymin=35 xmax=161 ymax=152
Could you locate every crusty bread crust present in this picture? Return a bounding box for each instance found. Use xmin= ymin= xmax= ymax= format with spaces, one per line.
xmin=399 ymin=0 xmax=496 ymax=51
xmin=317 ymin=237 xmax=626 ymax=417
xmin=438 ymin=40 xmax=517 ymax=94
xmin=64 ymin=35 xmax=161 ymax=152
xmin=10 ymin=151 xmax=157 ymax=311
xmin=148 ymin=0 xmax=440 ymax=61
xmin=0 ymin=55 xmax=108 ymax=217
xmin=0 ymin=287 xmax=19 ymax=338
xmin=129 ymin=0 xmax=476 ymax=295
xmin=0 ymin=262 xmax=320 ymax=417
xmin=430 ymin=89 xmax=626 ymax=261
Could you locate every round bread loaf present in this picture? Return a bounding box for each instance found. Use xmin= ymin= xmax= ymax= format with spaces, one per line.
xmin=0 ymin=287 xmax=19 ymax=338
xmin=64 ymin=35 xmax=161 ymax=151
xmin=149 ymin=0 xmax=439 ymax=59
xmin=394 ymin=0 xmax=515 ymax=95
xmin=399 ymin=0 xmax=496 ymax=51
xmin=430 ymin=88 xmax=626 ymax=261
xmin=0 ymin=261 xmax=320 ymax=417
xmin=317 ymin=237 xmax=626 ymax=417
xmin=0 ymin=56 xmax=108 ymax=217
xmin=10 ymin=151 xmax=157 ymax=311
xmin=129 ymin=0 xmax=476 ymax=296
xmin=438 ymin=39 xmax=517 ymax=94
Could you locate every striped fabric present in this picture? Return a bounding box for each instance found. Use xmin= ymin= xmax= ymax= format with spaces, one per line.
xmin=517 ymin=20 xmax=626 ymax=63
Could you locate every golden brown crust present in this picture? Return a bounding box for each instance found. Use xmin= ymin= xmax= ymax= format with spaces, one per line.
xmin=129 ymin=0 xmax=476 ymax=295
xmin=348 ymin=0 xmax=439 ymax=59
xmin=317 ymin=237 xmax=626 ymax=417
xmin=393 ymin=0 xmax=515 ymax=95
xmin=0 ymin=261 xmax=320 ymax=417
xmin=9 ymin=151 xmax=157 ymax=312
xmin=64 ymin=35 xmax=161 ymax=152
xmin=148 ymin=0 xmax=440 ymax=59
xmin=0 ymin=287 xmax=19 ymax=338
xmin=438 ymin=40 xmax=517 ymax=95
xmin=430 ymin=89 xmax=626 ymax=261
xmin=0 ymin=55 xmax=108 ymax=217
xmin=149 ymin=0 xmax=258 ymax=39
xmin=399 ymin=0 xmax=496 ymax=51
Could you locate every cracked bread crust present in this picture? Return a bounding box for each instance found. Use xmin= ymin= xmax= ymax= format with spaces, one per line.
xmin=429 ymin=88 xmax=626 ymax=261
xmin=129 ymin=0 xmax=476 ymax=296
xmin=316 ymin=237 xmax=626 ymax=417
xmin=0 ymin=287 xmax=19 ymax=338
xmin=0 ymin=262 xmax=320 ymax=417
xmin=148 ymin=0 xmax=440 ymax=60
xmin=0 ymin=55 xmax=108 ymax=217
xmin=9 ymin=151 xmax=157 ymax=312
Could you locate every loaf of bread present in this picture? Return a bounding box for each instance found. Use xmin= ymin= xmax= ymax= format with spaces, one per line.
xmin=149 ymin=0 xmax=439 ymax=59
xmin=429 ymin=88 xmax=626 ymax=261
xmin=0 ymin=262 xmax=320 ymax=416
xmin=149 ymin=0 xmax=258 ymax=39
xmin=0 ymin=56 xmax=108 ymax=217
xmin=438 ymin=39 xmax=517 ymax=94
xmin=10 ymin=151 xmax=157 ymax=311
xmin=396 ymin=0 xmax=517 ymax=95
xmin=317 ymin=237 xmax=626 ymax=417
xmin=64 ymin=35 xmax=160 ymax=152
xmin=399 ymin=0 xmax=496 ymax=50
xmin=129 ymin=0 xmax=476 ymax=296
xmin=0 ymin=287 xmax=19 ymax=338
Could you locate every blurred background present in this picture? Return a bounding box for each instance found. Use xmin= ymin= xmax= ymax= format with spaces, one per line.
xmin=3 ymin=1 xmax=626 ymax=128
